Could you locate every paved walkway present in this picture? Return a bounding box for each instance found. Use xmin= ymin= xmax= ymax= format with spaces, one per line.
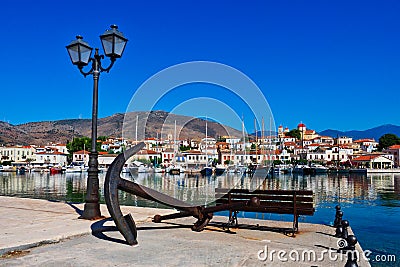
xmin=0 ymin=196 xmax=370 ymax=266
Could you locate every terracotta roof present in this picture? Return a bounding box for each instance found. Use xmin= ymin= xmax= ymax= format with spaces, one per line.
xmin=297 ymin=123 xmax=306 ymax=127
xmin=354 ymin=139 xmax=375 ymax=143
xmin=304 ymin=130 xmax=315 ymax=134
xmin=36 ymin=151 xmax=67 ymax=155
xmin=137 ymin=150 xmax=159 ymax=155
xmin=388 ymin=145 xmax=400 ymax=149
xmin=352 ymin=155 xmax=379 ymax=161
xmin=284 ymin=142 xmax=296 ymax=146
xmin=74 ymin=150 xmax=89 ymax=154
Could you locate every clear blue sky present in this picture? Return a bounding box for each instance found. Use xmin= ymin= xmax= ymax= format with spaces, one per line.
xmin=1 ymin=0 xmax=399 ymax=132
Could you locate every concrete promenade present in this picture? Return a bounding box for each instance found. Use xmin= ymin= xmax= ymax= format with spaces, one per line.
xmin=0 ymin=196 xmax=370 ymax=266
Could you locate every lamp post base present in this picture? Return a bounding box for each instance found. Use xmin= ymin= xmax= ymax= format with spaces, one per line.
xmin=79 ymin=202 xmax=103 ymax=220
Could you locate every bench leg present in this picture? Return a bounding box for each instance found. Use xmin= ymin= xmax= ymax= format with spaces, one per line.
xmin=223 ymin=210 xmax=238 ymax=231
xmin=292 ymin=214 xmax=299 ymax=236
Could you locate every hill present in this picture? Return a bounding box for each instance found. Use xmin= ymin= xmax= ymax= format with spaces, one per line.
xmin=0 ymin=111 xmax=242 ymax=146
xmin=319 ymin=124 xmax=400 ymax=140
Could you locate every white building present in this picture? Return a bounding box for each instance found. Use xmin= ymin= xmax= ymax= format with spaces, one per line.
xmin=383 ymin=145 xmax=400 ymax=167
xmin=72 ymin=150 xmax=90 ymax=165
xmin=0 ymin=146 xmax=36 ymax=163
xmin=337 ymin=137 xmax=353 ymax=145
xmin=34 ymin=151 xmax=68 ymax=167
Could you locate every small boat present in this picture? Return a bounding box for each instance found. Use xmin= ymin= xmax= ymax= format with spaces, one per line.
xmin=167 ymin=165 xmax=186 ymax=175
xmin=200 ymin=166 xmax=213 ymax=176
xmin=50 ymin=166 xmax=63 ymax=175
xmin=293 ymin=164 xmax=312 ymax=175
xmin=214 ymin=165 xmax=226 ymax=176
xmin=310 ymin=164 xmax=328 ymax=174
xmin=65 ymin=162 xmax=85 ymax=173
xmin=154 ymin=167 xmax=164 ymax=173
xmin=16 ymin=167 xmax=26 ymax=175
xmin=349 ymin=168 xmax=367 ymax=174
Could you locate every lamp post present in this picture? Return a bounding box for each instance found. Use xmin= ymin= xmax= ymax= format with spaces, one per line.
xmin=66 ymin=25 xmax=128 ymax=220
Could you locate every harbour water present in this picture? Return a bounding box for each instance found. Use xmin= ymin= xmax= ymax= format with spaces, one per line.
xmin=0 ymin=171 xmax=398 ymax=266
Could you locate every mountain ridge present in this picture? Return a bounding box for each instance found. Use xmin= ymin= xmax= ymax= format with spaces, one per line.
xmin=0 ymin=111 xmax=242 ymax=146
xmin=318 ymin=124 xmax=400 ymax=141
xmin=1 ymin=112 xmax=399 ymax=145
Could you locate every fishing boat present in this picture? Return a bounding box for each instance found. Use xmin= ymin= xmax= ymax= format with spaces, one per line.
xmin=200 ymin=166 xmax=213 ymax=176
xmin=293 ymin=164 xmax=312 ymax=175
xmin=310 ymin=163 xmax=328 ymax=174
xmin=50 ymin=166 xmax=63 ymax=175
xmin=65 ymin=162 xmax=85 ymax=173
xmin=214 ymin=165 xmax=226 ymax=176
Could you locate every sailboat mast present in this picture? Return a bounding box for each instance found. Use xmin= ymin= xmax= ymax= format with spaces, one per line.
xmin=262 ymin=117 xmax=265 ymax=164
xmin=205 ymin=117 xmax=208 ymax=166
xmin=135 ymin=114 xmax=138 ymax=144
xmin=174 ymin=120 xmax=177 ymax=165
xmin=242 ymin=116 xmax=246 ymax=164
xmin=254 ymin=117 xmax=257 ymax=164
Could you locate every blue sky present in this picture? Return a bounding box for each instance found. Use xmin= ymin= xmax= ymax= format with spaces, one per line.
xmin=1 ymin=0 xmax=399 ymax=132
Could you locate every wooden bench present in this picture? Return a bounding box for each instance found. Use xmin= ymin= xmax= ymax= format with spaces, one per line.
xmin=215 ymin=189 xmax=315 ymax=235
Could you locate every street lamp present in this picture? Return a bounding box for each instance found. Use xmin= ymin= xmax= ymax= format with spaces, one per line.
xmin=66 ymin=25 xmax=128 ymax=220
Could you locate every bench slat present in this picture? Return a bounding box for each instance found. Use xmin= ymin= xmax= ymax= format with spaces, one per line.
xmin=215 ymin=194 xmax=313 ymax=203
xmin=215 ymin=188 xmax=313 ymax=195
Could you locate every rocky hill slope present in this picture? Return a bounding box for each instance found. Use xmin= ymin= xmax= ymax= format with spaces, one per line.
xmin=0 ymin=111 xmax=242 ymax=146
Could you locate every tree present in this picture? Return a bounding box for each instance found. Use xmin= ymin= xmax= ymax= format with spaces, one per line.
xmin=66 ymin=137 xmax=104 ymax=154
xmin=97 ymin=136 xmax=108 ymax=141
xmin=378 ymin=133 xmax=400 ymax=150
xmin=286 ymin=129 xmax=301 ymax=140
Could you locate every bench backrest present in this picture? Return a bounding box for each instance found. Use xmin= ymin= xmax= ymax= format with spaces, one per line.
xmin=215 ymin=189 xmax=315 ymax=215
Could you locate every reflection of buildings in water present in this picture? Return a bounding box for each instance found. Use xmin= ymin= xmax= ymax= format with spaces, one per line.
xmin=369 ymin=174 xmax=395 ymax=191
xmin=2 ymin=173 xmax=399 ymax=208
xmin=0 ymin=172 xmax=89 ymax=200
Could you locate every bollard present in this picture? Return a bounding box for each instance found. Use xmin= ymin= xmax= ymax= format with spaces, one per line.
xmin=335 ymin=219 xmax=349 ymax=239
xmin=344 ymin=235 xmax=358 ymax=267
xmin=333 ymin=205 xmax=343 ymax=227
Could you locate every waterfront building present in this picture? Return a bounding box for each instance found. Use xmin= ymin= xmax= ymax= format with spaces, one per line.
xmin=383 ymin=145 xmax=400 ymax=167
xmin=72 ymin=150 xmax=90 ymax=165
xmin=98 ymin=153 xmax=116 ymax=168
xmin=161 ymin=148 xmax=175 ymax=163
xmin=183 ymin=150 xmax=208 ymax=167
xmin=130 ymin=149 xmax=160 ymax=163
xmin=306 ymin=146 xmax=353 ymax=162
xmin=48 ymin=143 xmax=69 ymax=154
xmin=352 ymin=154 xmax=394 ymax=169
xmin=276 ymin=149 xmax=291 ymax=162
xmin=34 ymin=150 xmax=68 ymax=167
xmin=0 ymin=145 xmax=36 ymax=163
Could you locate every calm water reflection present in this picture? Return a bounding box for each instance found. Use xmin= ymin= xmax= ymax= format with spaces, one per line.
xmin=0 ymin=171 xmax=399 ymax=266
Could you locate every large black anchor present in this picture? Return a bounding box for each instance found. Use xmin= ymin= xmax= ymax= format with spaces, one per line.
xmin=104 ymin=142 xmax=213 ymax=245
xmin=105 ymin=142 xmax=260 ymax=245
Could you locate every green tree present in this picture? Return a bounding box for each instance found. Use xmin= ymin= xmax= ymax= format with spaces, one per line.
xmin=378 ymin=133 xmax=400 ymax=150
xmin=286 ymin=129 xmax=301 ymax=140
xmin=97 ymin=136 xmax=108 ymax=141
xmin=66 ymin=137 xmax=104 ymax=154
xmin=224 ymin=159 xmax=233 ymax=165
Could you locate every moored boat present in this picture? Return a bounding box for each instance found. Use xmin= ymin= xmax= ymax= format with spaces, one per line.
xmin=200 ymin=166 xmax=213 ymax=176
